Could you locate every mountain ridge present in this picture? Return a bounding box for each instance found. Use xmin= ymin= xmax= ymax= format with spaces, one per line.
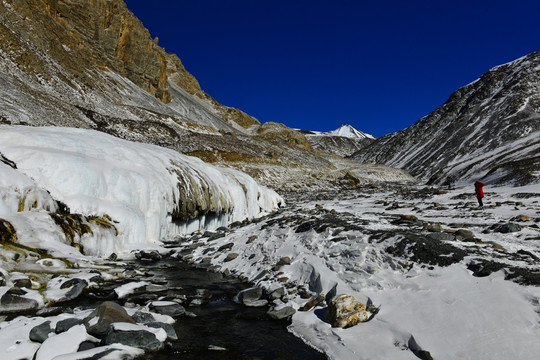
xmin=352 ymin=52 xmax=540 ymax=185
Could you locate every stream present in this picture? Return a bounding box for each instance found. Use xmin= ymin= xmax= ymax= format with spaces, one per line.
xmin=124 ymin=258 xmax=326 ymax=360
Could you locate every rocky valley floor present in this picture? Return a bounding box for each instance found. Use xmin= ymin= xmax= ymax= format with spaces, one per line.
xmin=1 ymin=183 xmax=540 ymax=359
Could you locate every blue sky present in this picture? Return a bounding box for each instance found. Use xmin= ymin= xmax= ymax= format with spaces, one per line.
xmin=125 ymin=0 xmax=539 ymax=137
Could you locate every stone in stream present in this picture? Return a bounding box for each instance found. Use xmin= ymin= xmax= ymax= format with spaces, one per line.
xmin=149 ymin=301 xmax=186 ymax=317
xmin=104 ymin=323 xmax=164 ymax=352
xmin=269 ymin=287 xmax=286 ymax=300
xmin=29 ymin=320 xmax=53 ymax=343
xmin=146 ymin=321 xmax=178 ymax=341
xmin=131 ymin=310 xmax=156 ymax=324
xmin=267 ymin=306 xmax=296 ymax=320
xmin=235 ymin=286 xmax=265 ymax=306
xmin=85 ymin=301 xmax=137 ymax=337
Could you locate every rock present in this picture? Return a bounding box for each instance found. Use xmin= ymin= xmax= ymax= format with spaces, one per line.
xmin=131 ymin=311 xmax=156 ymax=324
xmin=218 ymin=243 xmax=234 ymax=252
xmin=149 ymin=301 xmax=186 ymax=317
xmin=60 ymin=278 xmax=87 ymax=289
xmin=145 ymin=284 xmax=168 ymax=293
xmin=13 ymin=277 xmax=32 ymax=289
xmin=235 ymin=287 xmax=263 ymax=304
xmin=277 ymin=256 xmax=292 ymax=266
xmin=224 ymin=253 xmax=239 ymax=262
xmin=59 ymin=279 xmax=87 ymax=302
xmin=455 ymin=229 xmax=475 ymax=240
xmin=269 ymin=287 xmax=286 ymax=300
xmin=300 ymin=294 xmax=326 ymax=311
xmin=55 ymin=317 xmax=84 ymax=333
xmin=146 ymin=321 xmax=178 ymax=341
xmin=0 ymin=293 xmax=39 ymax=314
xmin=425 ymin=224 xmax=443 ymax=232
xmin=327 ymin=294 xmax=369 ymax=328
xmin=267 ymin=306 xmax=296 ymax=320
xmin=104 ymin=324 xmax=163 ymax=352
xmin=494 ymin=223 xmax=522 ymax=233
xmin=208 ymin=345 xmax=228 ymax=351
xmin=36 ymin=306 xmax=64 ymax=317
xmin=85 ymin=301 xmax=137 ymax=337
xmin=134 ymin=250 xmax=162 ymax=262
xmin=512 ymin=214 xmax=531 ymax=222
xmin=29 ymin=320 xmax=53 ymax=343
xmin=208 ymin=232 xmax=226 ymax=241
xmin=246 ymin=235 xmax=258 ymax=244
xmin=427 ymin=232 xmax=455 ymax=241
xmin=400 ymin=214 xmax=418 ymax=221
xmin=244 ymin=299 xmax=269 ymax=307
xmin=78 ymin=341 xmax=98 ymax=352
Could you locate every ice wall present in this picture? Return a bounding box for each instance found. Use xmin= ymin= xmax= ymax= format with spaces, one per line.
xmin=0 ymin=126 xmax=283 ymax=257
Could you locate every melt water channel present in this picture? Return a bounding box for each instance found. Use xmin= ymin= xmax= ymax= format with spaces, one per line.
xmin=127 ymin=257 xmax=326 ymax=360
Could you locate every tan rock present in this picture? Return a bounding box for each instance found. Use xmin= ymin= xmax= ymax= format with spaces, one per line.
xmin=327 ymin=294 xmax=369 ymax=328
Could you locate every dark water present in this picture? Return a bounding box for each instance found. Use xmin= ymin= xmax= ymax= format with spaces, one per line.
xmin=133 ymin=258 xmax=326 ymax=360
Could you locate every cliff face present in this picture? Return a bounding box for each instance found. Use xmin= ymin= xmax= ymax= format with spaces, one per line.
xmin=0 ymin=0 xmax=258 ymax=128
xmin=352 ymin=52 xmax=540 ymax=185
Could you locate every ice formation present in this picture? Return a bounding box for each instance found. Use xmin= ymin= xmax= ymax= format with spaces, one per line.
xmin=0 ymin=125 xmax=283 ymax=257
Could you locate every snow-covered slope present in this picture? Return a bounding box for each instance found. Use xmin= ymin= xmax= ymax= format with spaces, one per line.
xmin=0 ymin=126 xmax=283 ymax=258
xmin=352 ymin=52 xmax=540 ymax=186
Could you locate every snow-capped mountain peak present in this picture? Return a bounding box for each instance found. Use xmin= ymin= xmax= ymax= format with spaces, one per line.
xmin=325 ymin=124 xmax=376 ymax=140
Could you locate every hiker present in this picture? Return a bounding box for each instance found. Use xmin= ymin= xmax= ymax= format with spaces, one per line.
xmin=474 ymin=180 xmax=485 ymax=207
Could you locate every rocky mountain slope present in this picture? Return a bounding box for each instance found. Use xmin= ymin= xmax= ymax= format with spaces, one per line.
xmin=352 ymin=52 xmax=540 ymax=186
xmin=301 ymin=124 xmax=376 ymax=157
xmin=0 ymin=0 xmax=411 ymax=190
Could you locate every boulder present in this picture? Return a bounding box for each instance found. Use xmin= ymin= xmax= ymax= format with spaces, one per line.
xmin=134 ymin=250 xmax=162 ymax=262
xmin=29 ymin=320 xmax=53 ymax=343
xmin=327 ymin=294 xmax=369 ymax=328
xmin=269 ymin=287 xmax=286 ymax=300
xmin=267 ymin=306 xmax=296 ymax=320
xmin=131 ymin=310 xmax=156 ymax=324
xmin=244 ymin=299 xmax=269 ymax=307
xmin=149 ymin=301 xmax=186 ymax=317
xmin=224 ymin=253 xmax=239 ymax=262
xmin=85 ymin=301 xmax=136 ymax=337
xmin=235 ymin=287 xmax=263 ymax=305
xmin=146 ymin=321 xmax=178 ymax=341
xmin=300 ymin=294 xmax=325 ymax=311
xmin=13 ymin=277 xmax=32 ymax=289
xmin=494 ymin=223 xmax=522 ymax=233
xmin=427 ymin=232 xmax=455 ymax=241
xmin=455 ymin=229 xmax=475 ymax=240
xmin=425 ymin=224 xmax=443 ymax=232
xmin=59 ymin=279 xmax=87 ymax=302
xmin=0 ymin=293 xmax=39 ymax=314
xmin=56 ymin=317 xmax=84 ymax=333
xmin=104 ymin=323 xmax=164 ymax=352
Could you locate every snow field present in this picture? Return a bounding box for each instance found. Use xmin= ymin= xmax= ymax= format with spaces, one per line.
xmin=186 ymin=185 xmax=540 ymax=359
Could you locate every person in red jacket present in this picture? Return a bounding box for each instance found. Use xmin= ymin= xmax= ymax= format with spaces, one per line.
xmin=474 ymin=180 xmax=485 ymax=207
